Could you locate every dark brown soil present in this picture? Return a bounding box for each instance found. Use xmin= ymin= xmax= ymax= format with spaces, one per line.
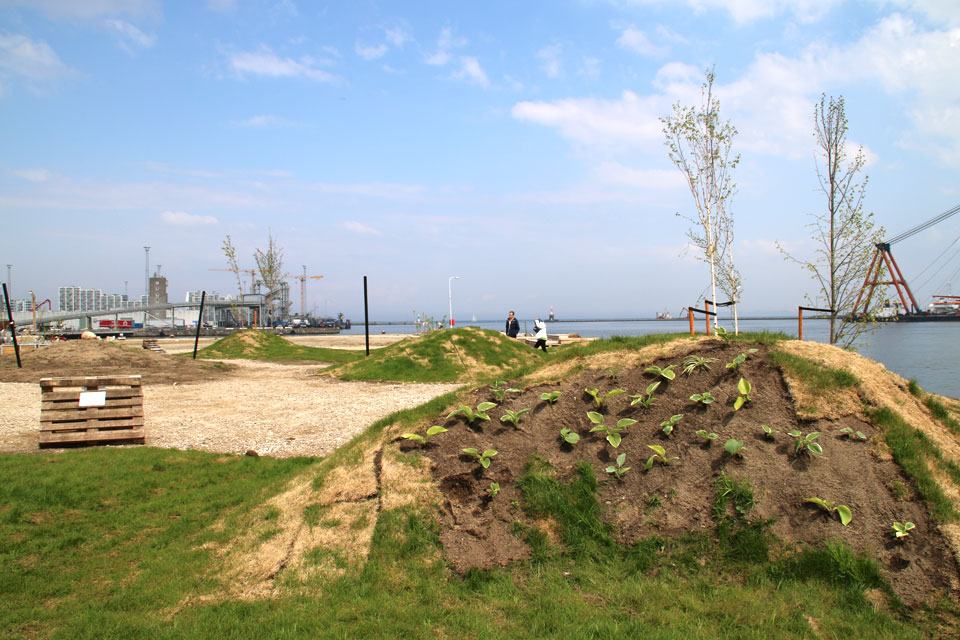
xmin=0 ymin=340 xmax=237 ymax=384
xmin=411 ymin=341 xmax=959 ymax=607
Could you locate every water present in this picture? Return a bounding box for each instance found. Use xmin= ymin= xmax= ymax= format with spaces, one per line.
xmin=344 ymin=318 xmax=959 ymax=399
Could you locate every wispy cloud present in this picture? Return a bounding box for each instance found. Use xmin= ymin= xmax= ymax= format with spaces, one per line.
xmin=11 ymin=168 xmax=51 ymax=182
xmin=426 ymin=27 xmax=465 ymax=66
xmin=105 ymin=19 xmax=156 ymax=50
xmin=537 ymin=44 xmax=564 ymax=79
xmin=160 ymin=211 xmax=219 ymax=225
xmin=618 ymin=0 xmax=841 ymax=25
xmin=228 ymin=46 xmax=337 ymax=82
xmin=355 ymin=42 xmax=388 ymax=60
xmin=616 ymin=26 xmax=668 ymax=57
xmin=231 ymin=114 xmax=302 ymax=128
xmin=0 ymin=33 xmax=73 ymax=85
xmin=453 ymin=56 xmax=489 ymax=88
xmin=342 ymin=221 xmax=381 ymax=235
xmin=2 ymin=0 xmax=160 ymax=20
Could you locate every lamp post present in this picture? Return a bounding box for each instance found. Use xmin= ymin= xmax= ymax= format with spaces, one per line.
xmin=448 ymin=276 xmax=460 ymax=327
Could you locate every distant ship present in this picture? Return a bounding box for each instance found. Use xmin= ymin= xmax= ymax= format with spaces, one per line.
xmin=656 ymin=310 xmax=672 ymax=320
xmin=860 ymin=295 xmax=960 ymax=322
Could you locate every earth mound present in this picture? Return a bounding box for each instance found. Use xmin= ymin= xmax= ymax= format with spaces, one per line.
xmin=330 ymin=326 xmax=542 ymax=383
xmin=400 ymin=338 xmax=960 ymax=607
xmin=0 ymin=339 xmax=236 ymax=384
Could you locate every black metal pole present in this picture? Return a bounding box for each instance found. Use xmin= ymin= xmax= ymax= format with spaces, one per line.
xmin=363 ymin=276 xmax=370 ymax=357
xmin=2 ymin=283 xmax=22 ymax=368
xmin=192 ymin=291 xmax=206 ymax=359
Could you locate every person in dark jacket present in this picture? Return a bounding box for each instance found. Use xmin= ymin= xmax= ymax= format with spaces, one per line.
xmin=505 ymin=310 xmax=520 ymax=338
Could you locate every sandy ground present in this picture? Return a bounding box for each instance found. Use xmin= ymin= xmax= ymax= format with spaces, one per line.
xmin=0 ymin=334 xmax=460 ymax=457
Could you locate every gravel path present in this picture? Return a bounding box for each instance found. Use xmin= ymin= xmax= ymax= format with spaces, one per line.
xmin=0 ymin=359 xmax=461 ymax=458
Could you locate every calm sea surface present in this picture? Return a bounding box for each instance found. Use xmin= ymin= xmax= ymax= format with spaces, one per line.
xmin=345 ymin=318 xmax=959 ymax=399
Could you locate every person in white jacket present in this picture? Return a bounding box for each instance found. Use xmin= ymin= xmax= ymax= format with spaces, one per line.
xmin=533 ymin=317 xmax=548 ymax=352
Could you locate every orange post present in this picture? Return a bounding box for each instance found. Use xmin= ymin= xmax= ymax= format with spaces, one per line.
xmin=688 ymin=307 xmax=695 ymax=335
xmin=798 ymin=306 xmax=803 ymax=341
xmin=704 ymin=300 xmax=712 ymax=336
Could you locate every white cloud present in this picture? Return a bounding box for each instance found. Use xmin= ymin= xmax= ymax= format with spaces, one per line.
xmin=616 ymin=27 xmax=668 ymax=57
xmin=537 ymin=44 xmax=564 ymax=78
xmin=342 ymin=221 xmax=380 ymax=235
xmin=228 ymin=46 xmax=336 ymax=82
xmin=0 ymin=33 xmax=72 ymax=82
xmin=620 ymin=0 xmax=841 ymax=25
xmin=105 ymin=19 xmax=156 ymax=49
xmin=355 ymin=42 xmax=388 ymax=60
xmin=160 ymin=211 xmax=218 ymax=226
xmin=592 ymin=162 xmax=686 ymax=189
xmin=426 ymin=27 xmax=465 ymax=66
xmin=1 ymin=0 xmax=160 ymax=20
xmin=11 ymin=168 xmax=51 ymax=182
xmin=384 ymin=27 xmax=411 ymax=48
xmin=453 ymin=56 xmax=489 ymax=88
xmin=231 ymin=114 xmax=301 ymax=128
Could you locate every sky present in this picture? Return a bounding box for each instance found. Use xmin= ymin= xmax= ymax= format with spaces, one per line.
xmin=1 ymin=0 xmax=959 ymax=322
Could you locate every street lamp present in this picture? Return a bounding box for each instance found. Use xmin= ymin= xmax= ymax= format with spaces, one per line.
xmin=448 ymin=276 xmax=460 ymax=327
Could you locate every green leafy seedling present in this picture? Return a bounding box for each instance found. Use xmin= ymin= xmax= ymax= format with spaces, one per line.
xmin=462 ymin=448 xmax=498 ymax=469
xmin=629 ymin=381 xmax=661 ymax=408
xmin=448 ymin=402 xmax=498 ymax=423
xmin=696 ymin=429 xmax=718 ymax=441
xmin=682 ymin=354 xmax=717 ymax=375
xmin=715 ymin=326 xmax=731 ymax=342
xmin=645 ymin=364 xmax=677 ymax=381
xmin=587 ymin=411 xmax=637 ymax=448
xmin=584 ymin=387 xmax=625 ymax=407
xmin=559 ymin=428 xmax=580 ymax=444
xmin=724 ymin=439 xmax=746 ymax=458
xmin=659 ymin=414 xmax=683 ymax=437
xmin=490 ymin=381 xmax=521 ymax=402
xmin=690 ymin=391 xmax=715 ymax=405
xmin=838 ymin=427 xmax=867 ymax=441
xmin=644 ymin=444 xmax=678 ymax=471
xmin=725 ymin=350 xmax=757 ymax=371
xmin=606 ymin=453 xmax=630 ymax=479
xmin=500 ymin=408 xmax=530 ymax=427
xmin=761 ymin=424 xmax=777 ymax=439
xmin=804 ymin=497 xmax=852 ymax=526
xmin=489 ymin=482 xmax=501 ymax=498
xmin=733 ymin=377 xmax=752 ymax=410
xmin=604 ymin=367 xmax=621 ymax=382
xmin=400 ymin=425 xmax=448 ymax=445
xmin=787 ymin=430 xmax=823 ymax=457
xmin=540 ymin=390 xmax=562 ymax=404
xmin=892 ymin=521 xmax=915 ymax=539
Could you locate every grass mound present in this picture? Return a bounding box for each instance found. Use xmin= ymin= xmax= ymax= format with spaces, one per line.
xmin=195 ymin=329 xmax=364 ymax=363
xmin=329 ymin=326 xmax=542 ymax=382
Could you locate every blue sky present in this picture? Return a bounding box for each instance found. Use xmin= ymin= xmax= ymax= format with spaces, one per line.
xmin=1 ymin=0 xmax=959 ymax=321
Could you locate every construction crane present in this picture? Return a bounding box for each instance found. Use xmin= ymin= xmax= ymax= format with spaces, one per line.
xmin=853 ymin=203 xmax=960 ymax=316
xmin=208 ymin=268 xmax=259 ymax=294
xmin=284 ymin=266 xmax=324 ymax=316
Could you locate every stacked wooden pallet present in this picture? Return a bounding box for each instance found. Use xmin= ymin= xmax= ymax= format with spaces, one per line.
xmin=141 ymin=338 xmax=165 ymax=353
xmin=38 ymin=376 xmax=145 ymax=448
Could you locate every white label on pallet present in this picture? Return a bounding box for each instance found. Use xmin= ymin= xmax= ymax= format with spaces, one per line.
xmin=78 ymin=391 xmax=107 ymax=407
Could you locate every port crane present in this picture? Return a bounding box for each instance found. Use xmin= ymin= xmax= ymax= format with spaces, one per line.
xmin=852 ymin=203 xmax=960 ymax=316
xmin=284 ymin=267 xmax=324 ymax=316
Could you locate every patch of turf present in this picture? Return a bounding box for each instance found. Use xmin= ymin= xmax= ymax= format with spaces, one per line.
xmin=769 ymin=350 xmax=860 ymax=391
xmin=193 ymin=329 xmax=366 ymax=362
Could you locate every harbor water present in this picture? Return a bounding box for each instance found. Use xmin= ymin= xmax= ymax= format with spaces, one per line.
xmin=344 ymin=318 xmax=960 ymax=400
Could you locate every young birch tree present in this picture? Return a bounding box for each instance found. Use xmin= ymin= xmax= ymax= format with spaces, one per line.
xmin=254 ymin=231 xmax=285 ymax=326
xmin=661 ymin=68 xmax=740 ymax=331
xmin=780 ymin=94 xmax=883 ymax=348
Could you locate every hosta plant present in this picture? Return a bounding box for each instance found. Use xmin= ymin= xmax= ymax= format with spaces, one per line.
xmin=659 ymin=414 xmax=684 ymax=437
xmin=400 ymin=425 xmax=448 ymax=445
xmin=682 ymin=354 xmax=717 ymax=375
xmin=725 ymin=349 xmax=758 ymax=371
xmin=584 ymin=387 xmax=625 ymax=407
xmin=489 ymin=482 xmax=501 ymax=498
xmin=690 ymin=391 xmax=716 ymax=405
xmin=839 ymin=427 xmax=867 ymax=441
xmin=645 ymin=364 xmax=677 ymax=381
xmin=696 ymin=430 xmax=719 ymax=441
xmin=500 ymin=408 xmax=530 ymax=427
xmin=715 ymin=326 xmax=731 ymax=342
xmin=629 ymin=381 xmax=661 ymax=408
xmin=490 ymin=381 xmax=521 ymax=402
xmin=448 ymin=402 xmax=498 ymax=423
xmin=644 ymin=445 xmax=679 ymax=471
xmin=605 ymin=453 xmax=630 ymax=479
xmin=559 ymin=427 xmax=580 ymax=444
xmin=733 ymin=378 xmax=752 ymax=410
xmin=788 ymin=430 xmax=823 ymax=458
xmin=540 ymin=390 xmax=562 ymax=404
xmin=761 ymin=424 xmax=777 ymax=439
xmin=804 ymin=497 xmax=852 ymax=526
xmin=892 ymin=521 xmax=916 ymax=539
xmin=724 ymin=439 xmax=746 ymax=458
xmin=587 ymin=411 xmax=637 ymax=448
xmin=462 ymin=448 xmax=498 ymax=469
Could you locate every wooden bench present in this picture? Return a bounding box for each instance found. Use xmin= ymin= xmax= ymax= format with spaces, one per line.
xmin=39 ymin=376 xmax=145 ymax=448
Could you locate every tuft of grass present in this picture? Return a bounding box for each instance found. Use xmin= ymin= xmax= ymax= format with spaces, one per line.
xmin=869 ymin=406 xmax=958 ymax=522
xmin=713 ymin=474 xmax=769 ymax=564
xmin=769 ymin=350 xmax=860 ymax=391
xmin=769 ymin=540 xmax=887 ymax=593
xmin=193 ymin=329 xmax=367 ymax=363
xmin=907 ymin=379 xmax=922 ymax=397
xmin=330 ymin=327 xmax=539 ymax=383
